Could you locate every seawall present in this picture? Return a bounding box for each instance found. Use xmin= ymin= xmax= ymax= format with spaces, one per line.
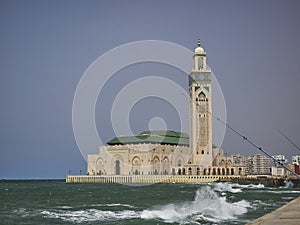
xmin=66 ymin=175 xmax=239 ymax=184
xmin=246 ymin=196 xmax=300 ymax=225
xmin=66 ymin=175 xmax=299 ymax=187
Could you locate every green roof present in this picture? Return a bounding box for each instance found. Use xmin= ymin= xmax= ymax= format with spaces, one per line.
xmin=107 ymin=130 xmax=189 ymax=146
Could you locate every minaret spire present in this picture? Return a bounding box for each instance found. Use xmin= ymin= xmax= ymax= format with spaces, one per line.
xmin=198 ymin=39 xmax=201 ymax=47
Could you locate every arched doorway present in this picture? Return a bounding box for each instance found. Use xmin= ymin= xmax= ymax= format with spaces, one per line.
xmin=153 ymin=156 xmax=160 ymax=175
xmin=96 ymin=158 xmax=104 ymax=175
xmin=182 ymin=168 xmax=186 ymax=175
xmin=162 ymin=157 xmax=169 ymax=175
xmin=212 ymin=168 xmax=216 ymax=175
xmin=172 ymin=168 xmax=175 ymax=175
xmin=188 ymin=167 xmax=192 ymax=175
xmin=178 ymin=168 xmax=182 ymax=175
xmin=115 ymin=160 xmax=120 ymax=175
xmin=132 ymin=156 xmax=141 ymax=175
xmin=196 ymin=167 xmax=200 ymax=175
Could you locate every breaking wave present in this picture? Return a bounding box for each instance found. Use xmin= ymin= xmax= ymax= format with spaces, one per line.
xmin=141 ymin=186 xmax=250 ymax=223
xmin=211 ymin=182 xmax=243 ymax=193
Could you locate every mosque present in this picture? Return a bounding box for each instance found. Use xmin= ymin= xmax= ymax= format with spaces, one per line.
xmin=86 ymin=40 xmax=246 ymax=178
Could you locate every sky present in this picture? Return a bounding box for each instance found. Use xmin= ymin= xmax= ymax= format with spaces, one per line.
xmin=1 ymin=0 xmax=300 ymax=179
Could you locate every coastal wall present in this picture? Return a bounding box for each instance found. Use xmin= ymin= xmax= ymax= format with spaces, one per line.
xmin=66 ymin=175 xmax=300 ymax=187
xmin=66 ymin=175 xmax=239 ymax=184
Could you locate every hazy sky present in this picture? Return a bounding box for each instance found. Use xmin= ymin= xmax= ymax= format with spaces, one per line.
xmin=1 ymin=0 xmax=300 ymax=179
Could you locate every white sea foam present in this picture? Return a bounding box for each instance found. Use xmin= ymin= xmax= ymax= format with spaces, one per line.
xmin=229 ymin=183 xmax=265 ymax=189
xmin=282 ymin=180 xmax=294 ymax=188
xmin=86 ymin=203 xmax=135 ymax=208
xmin=141 ymin=186 xmax=250 ymax=223
xmin=41 ymin=209 xmax=139 ymax=223
xmin=266 ymin=190 xmax=300 ymax=194
xmin=212 ymin=182 xmax=242 ymax=193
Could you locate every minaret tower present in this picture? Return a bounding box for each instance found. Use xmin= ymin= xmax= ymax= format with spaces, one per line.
xmin=189 ymin=39 xmax=213 ymax=174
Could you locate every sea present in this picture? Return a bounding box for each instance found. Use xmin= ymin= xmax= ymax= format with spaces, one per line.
xmin=1 ymin=180 xmax=299 ymax=225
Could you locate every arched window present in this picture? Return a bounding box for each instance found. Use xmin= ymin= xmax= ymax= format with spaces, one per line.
xmin=199 ymin=92 xmax=206 ymax=101
xmin=177 ymin=159 xmax=182 ymax=167
xmin=115 ymin=160 xmax=120 ymax=175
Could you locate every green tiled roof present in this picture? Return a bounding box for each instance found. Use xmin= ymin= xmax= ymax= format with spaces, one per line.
xmin=107 ymin=130 xmax=189 ymax=146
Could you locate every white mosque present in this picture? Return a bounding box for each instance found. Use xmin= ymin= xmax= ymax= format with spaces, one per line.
xmin=86 ymin=40 xmax=246 ymax=178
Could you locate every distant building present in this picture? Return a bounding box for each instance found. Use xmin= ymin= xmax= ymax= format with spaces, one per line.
xmin=271 ymin=167 xmax=285 ymax=176
xmin=270 ymin=155 xmax=287 ymax=176
xmin=291 ymin=156 xmax=300 ymax=175
xmin=246 ymin=154 xmax=270 ymax=175
xmin=272 ymin=155 xmax=287 ymax=167
xmin=292 ymin=155 xmax=300 ymax=165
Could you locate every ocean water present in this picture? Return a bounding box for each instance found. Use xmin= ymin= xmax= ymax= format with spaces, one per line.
xmin=1 ymin=180 xmax=299 ymax=225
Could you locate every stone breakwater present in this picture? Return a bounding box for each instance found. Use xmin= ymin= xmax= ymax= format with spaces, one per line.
xmin=66 ymin=175 xmax=300 ymax=187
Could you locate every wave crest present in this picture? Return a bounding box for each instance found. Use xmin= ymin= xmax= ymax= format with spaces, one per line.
xmin=141 ymin=186 xmax=250 ymax=223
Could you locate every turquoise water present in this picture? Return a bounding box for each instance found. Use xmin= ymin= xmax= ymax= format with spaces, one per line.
xmin=1 ymin=180 xmax=299 ymax=225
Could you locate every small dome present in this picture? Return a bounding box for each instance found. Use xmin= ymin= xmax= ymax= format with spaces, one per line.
xmin=195 ymin=39 xmax=206 ymax=55
xmin=195 ymin=46 xmax=205 ymax=55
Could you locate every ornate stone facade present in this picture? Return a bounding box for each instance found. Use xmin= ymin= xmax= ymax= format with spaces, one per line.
xmin=88 ymin=143 xmax=193 ymax=176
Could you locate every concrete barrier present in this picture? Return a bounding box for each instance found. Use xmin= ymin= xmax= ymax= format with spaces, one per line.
xmin=246 ymin=196 xmax=300 ymax=225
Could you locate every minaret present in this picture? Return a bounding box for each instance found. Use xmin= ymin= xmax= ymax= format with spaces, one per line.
xmin=189 ymin=39 xmax=213 ymax=174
